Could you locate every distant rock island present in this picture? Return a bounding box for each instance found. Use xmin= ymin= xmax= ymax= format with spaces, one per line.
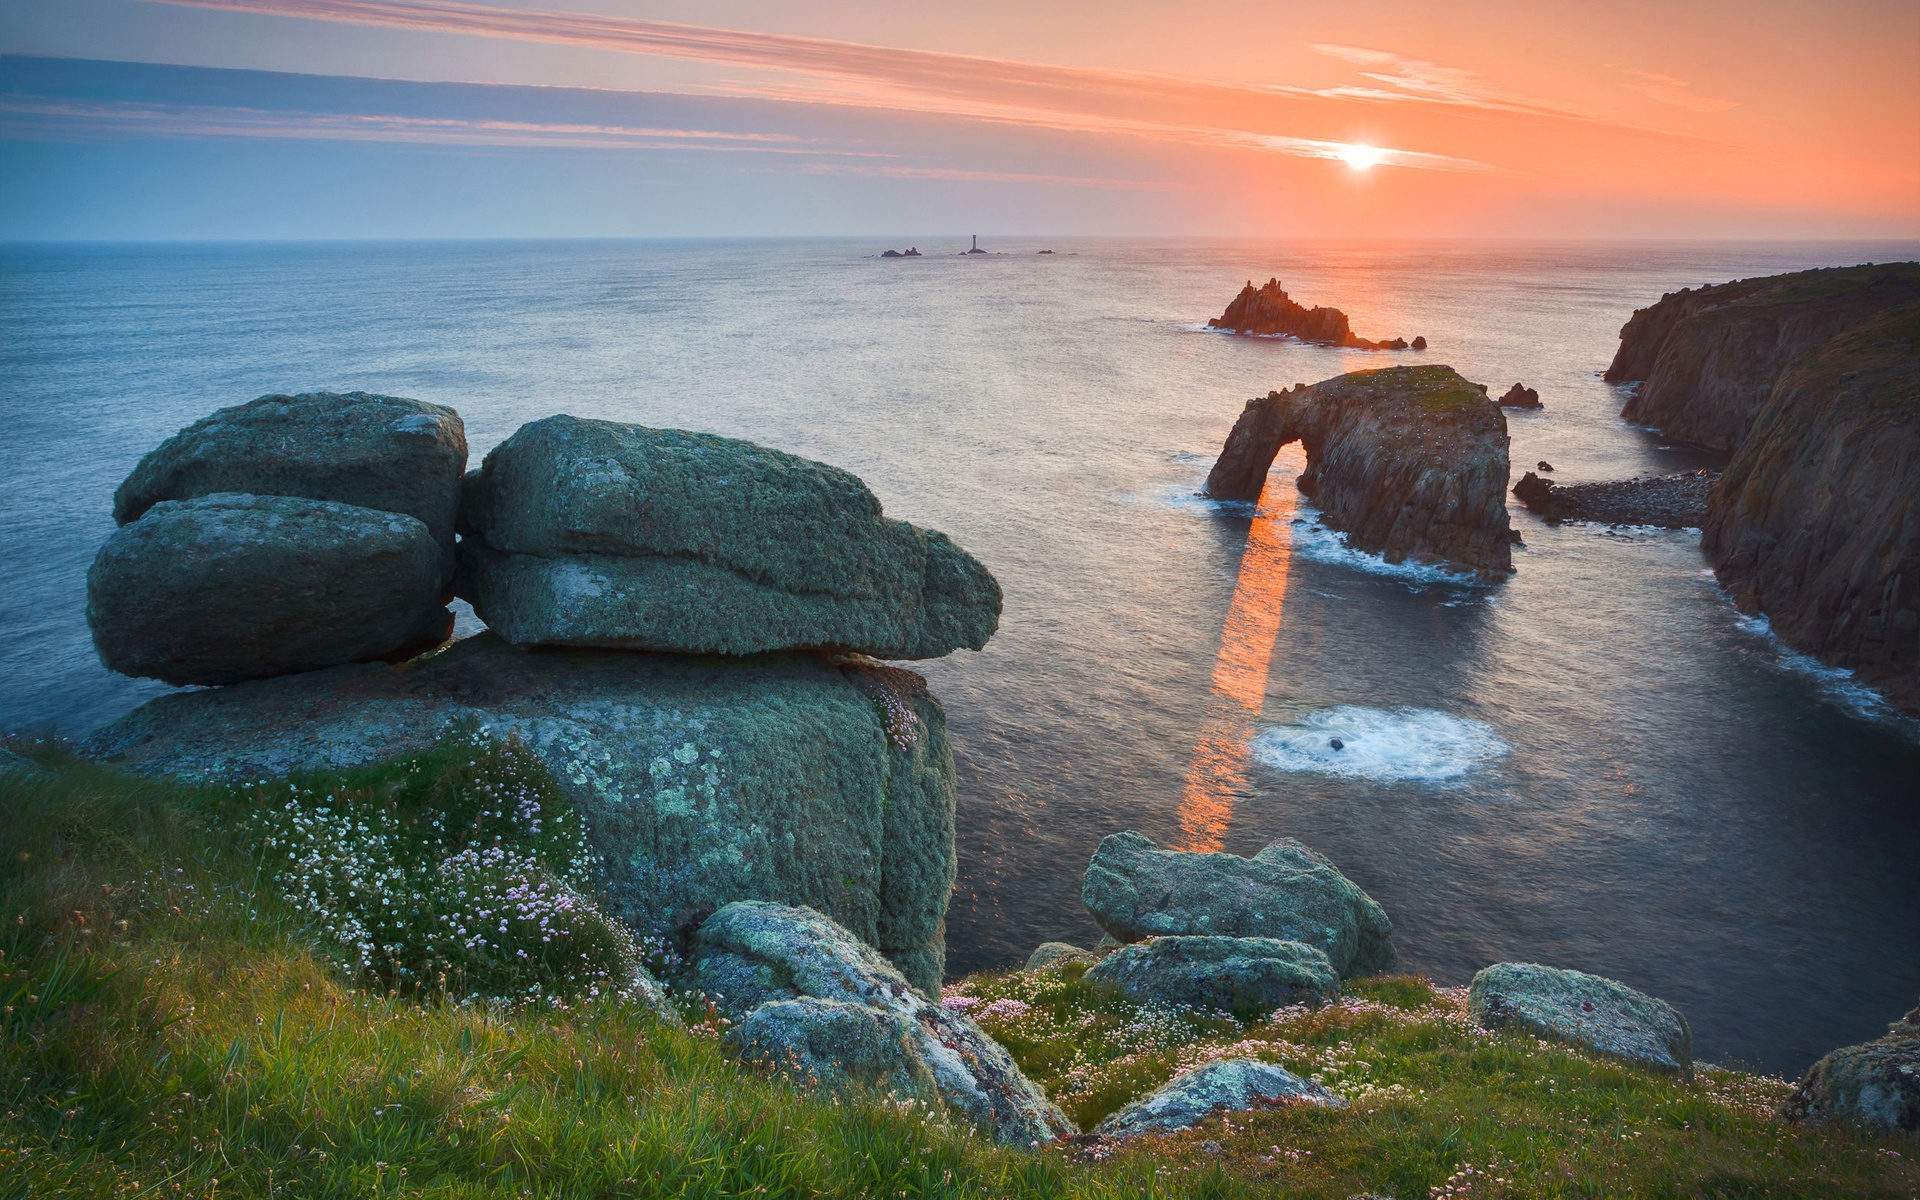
xmin=1207 ymin=278 xmax=1422 ymax=351
xmin=1601 ymin=262 xmax=1920 ymax=715
xmin=880 ymin=247 xmax=921 ymax=257
xmin=1204 ymin=364 xmax=1515 ymax=576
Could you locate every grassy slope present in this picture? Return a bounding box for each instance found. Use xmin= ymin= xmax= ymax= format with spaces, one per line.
xmin=1 ymin=748 xmax=1914 ymax=1199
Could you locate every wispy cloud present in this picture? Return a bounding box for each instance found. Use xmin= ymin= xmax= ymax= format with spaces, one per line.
xmin=1621 ymin=71 xmax=1737 ymax=113
xmin=141 ymin=0 xmax=1498 ymax=171
xmin=1309 ymin=44 xmax=1595 ymax=118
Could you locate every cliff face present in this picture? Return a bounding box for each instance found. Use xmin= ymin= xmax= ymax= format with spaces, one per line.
xmin=1701 ymin=305 xmax=1920 ymax=715
xmin=1609 ymin=263 xmax=1920 ymax=450
xmin=1205 ymin=365 xmax=1514 ymax=576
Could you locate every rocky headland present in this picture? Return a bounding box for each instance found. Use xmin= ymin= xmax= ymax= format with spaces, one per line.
xmin=1610 ymin=262 xmax=1920 ymax=451
xmin=1511 ymin=468 xmax=1719 ymax=528
xmin=1700 ymin=305 xmax=1920 ymax=714
xmin=1207 ymin=278 xmax=1418 ymax=350
xmin=1204 ymin=365 xmax=1516 ymax=576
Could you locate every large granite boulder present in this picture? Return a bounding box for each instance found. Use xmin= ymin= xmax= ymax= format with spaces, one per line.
xmin=1468 ymin=962 xmax=1693 ymax=1077
xmin=113 ymin=391 xmax=468 ymax=588
xmin=1610 ymin=262 xmax=1920 ymax=451
xmin=1082 ymin=936 xmax=1338 ymax=1014
xmin=455 ymin=417 xmax=1000 ymax=659
xmin=1093 ymin=1058 xmax=1344 ymax=1139
xmin=86 ymin=494 xmax=450 ymax=686
xmin=1702 ymin=305 xmax=1920 ymax=715
xmin=1782 ymin=997 xmax=1920 ymax=1131
xmin=79 ymin=635 xmax=954 ymax=993
xmin=1082 ymin=831 xmax=1397 ymax=978
xmin=1204 ymin=366 xmax=1514 ymax=576
xmin=726 ymin=997 xmax=938 ymax=1102
xmin=692 ymin=902 xmax=1074 ymax=1145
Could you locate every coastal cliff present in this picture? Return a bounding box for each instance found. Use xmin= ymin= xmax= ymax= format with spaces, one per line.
xmin=1609 ymin=262 xmax=1920 ymax=450
xmin=1701 ymin=306 xmax=1920 ymax=715
xmin=1205 ymin=365 xmax=1514 ymax=576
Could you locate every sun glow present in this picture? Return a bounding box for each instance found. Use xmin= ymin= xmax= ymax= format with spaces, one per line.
xmin=1337 ymin=143 xmax=1384 ymax=170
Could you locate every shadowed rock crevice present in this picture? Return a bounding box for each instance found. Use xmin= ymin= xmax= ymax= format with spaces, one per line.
xmin=1204 ymin=365 xmax=1515 ymax=576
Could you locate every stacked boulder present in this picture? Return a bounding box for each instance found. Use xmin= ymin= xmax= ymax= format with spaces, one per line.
xmin=89 ymin=392 xmax=466 ymax=684
xmin=454 ymin=416 xmax=1000 ymax=659
xmin=697 ymin=902 xmax=1074 ymax=1145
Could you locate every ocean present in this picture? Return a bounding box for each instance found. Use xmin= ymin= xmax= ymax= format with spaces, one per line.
xmin=3 ymin=236 xmax=1916 ymax=1077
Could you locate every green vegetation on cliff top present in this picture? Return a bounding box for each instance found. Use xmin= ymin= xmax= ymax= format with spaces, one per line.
xmin=1 ymin=741 xmax=1912 ymax=1199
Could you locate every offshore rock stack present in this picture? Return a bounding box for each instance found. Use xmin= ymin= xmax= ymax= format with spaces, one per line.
xmin=84 ymin=393 xmax=1003 ymax=997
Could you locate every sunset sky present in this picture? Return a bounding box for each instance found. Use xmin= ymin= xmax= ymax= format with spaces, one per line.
xmin=3 ymin=0 xmax=1917 ymax=238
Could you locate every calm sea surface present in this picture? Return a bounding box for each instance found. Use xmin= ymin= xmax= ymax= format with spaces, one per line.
xmin=3 ymin=238 xmax=1916 ymax=1076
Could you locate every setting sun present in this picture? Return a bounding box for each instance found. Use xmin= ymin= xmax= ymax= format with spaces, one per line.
xmin=1338 ymin=143 xmax=1384 ymax=171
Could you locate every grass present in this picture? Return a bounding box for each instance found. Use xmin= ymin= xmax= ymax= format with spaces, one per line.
xmin=1 ymin=741 xmax=1914 ymax=1198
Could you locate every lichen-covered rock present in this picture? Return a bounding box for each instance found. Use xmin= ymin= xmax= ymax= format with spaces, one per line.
xmin=113 ymin=391 xmax=468 ymax=588
xmin=1611 ymin=263 xmax=1920 ymax=451
xmin=693 ymin=902 xmax=1075 ymax=1145
xmin=1468 ymin=962 xmax=1693 ymax=1076
xmin=455 ymin=417 xmax=1000 ymax=659
xmin=1025 ymin=942 xmax=1095 ymax=971
xmin=1701 ymin=305 xmax=1920 ymax=715
xmin=1783 ymin=998 xmax=1920 ymax=1131
xmin=1093 ymin=1058 xmax=1344 ymax=1139
xmin=86 ymin=494 xmax=450 ymax=686
xmin=1204 ymin=366 xmax=1514 ymax=576
xmin=77 ymin=634 xmax=953 ymax=993
xmin=1081 ymin=831 xmax=1396 ymax=978
xmin=726 ymin=997 xmax=937 ymax=1101
xmin=1082 ymin=936 xmax=1338 ymax=1014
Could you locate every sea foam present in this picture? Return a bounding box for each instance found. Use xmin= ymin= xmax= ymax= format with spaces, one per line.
xmin=1250 ymin=706 xmax=1509 ymax=782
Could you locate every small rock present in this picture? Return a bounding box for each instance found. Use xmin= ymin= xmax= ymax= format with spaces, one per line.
xmin=1537 ymin=461 xmax=1555 ymax=472
xmin=693 ymin=902 xmax=1076 ymax=1145
xmin=1411 ymin=336 xmax=1428 ymax=350
xmin=1082 ymin=936 xmax=1338 ymax=1014
xmin=87 ymin=493 xmax=449 ymax=686
xmin=1082 ymin=830 xmax=1396 ymax=977
xmin=1499 ymin=383 xmax=1543 ymax=409
xmin=1468 ymin=962 xmax=1693 ymax=1076
xmin=1093 ymin=1058 xmax=1344 ymax=1139
xmin=1025 ymin=942 xmax=1096 ymax=970
xmin=1329 ymin=737 xmax=1344 ymax=751
xmin=1782 ymin=995 xmax=1920 ymax=1131
xmin=1200 ymin=1139 xmax=1222 ymax=1154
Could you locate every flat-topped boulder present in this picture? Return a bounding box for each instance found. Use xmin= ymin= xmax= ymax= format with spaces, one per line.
xmin=692 ymin=902 xmax=1074 ymax=1144
xmin=1082 ymin=936 xmax=1339 ymax=1014
xmin=87 ymin=493 xmax=450 ymax=686
xmin=1082 ymin=831 xmax=1396 ymax=977
xmin=455 ymin=417 xmax=1001 ymax=659
xmin=1468 ymin=962 xmax=1693 ymax=1077
xmin=1702 ymin=305 xmax=1920 ymax=716
xmin=113 ymin=391 xmax=468 ymax=588
xmin=79 ymin=634 xmax=955 ymax=993
xmin=1093 ymin=1058 xmax=1343 ymax=1139
xmin=1204 ymin=366 xmax=1515 ymax=576
xmin=1610 ymin=262 xmax=1920 ymax=451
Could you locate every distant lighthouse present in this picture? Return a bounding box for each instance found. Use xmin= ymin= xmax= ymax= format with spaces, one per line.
xmin=964 ymin=234 xmax=987 ymax=255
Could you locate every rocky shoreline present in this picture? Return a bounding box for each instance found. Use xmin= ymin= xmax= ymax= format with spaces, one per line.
xmin=1510 ymin=468 xmax=1719 ymax=528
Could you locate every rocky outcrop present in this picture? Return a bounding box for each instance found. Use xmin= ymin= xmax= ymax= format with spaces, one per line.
xmin=1468 ymin=962 xmax=1693 ymax=1077
xmin=1024 ymin=942 xmax=1096 ymax=970
xmin=692 ymin=902 xmax=1074 ymax=1144
xmin=1783 ymin=997 xmax=1920 ymax=1131
xmin=1082 ymin=831 xmax=1396 ymax=977
xmin=1082 ymin=936 xmax=1339 ymax=1014
xmin=1206 ymin=278 xmax=1409 ymax=349
xmin=1498 ymin=383 xmax=1541 ymax=409
xmin=1609 ymin=263 xmax=1920 ymax=450
xmin=1204 ymin=366 xmax=1515 ymax=576
xmin=78 ymin=634 xmax=955 ymax=993
xmin=1093 ymin=1059 xmax=1343 ymax=1139
xmin=455 ymin=417 xmax=1001 ymax=659
xmin=1511 ymin=469 xmax=1718 ymax=529
xmin=87 ymin=494 xmax=451 ymax=686
xmin=1701 ymin=306 xmax=1920 ymax=715
xmin=113 ymin=391 xmax=468 ymax=588
xmin=727 ymin=997 xmax=938 ymax=1101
